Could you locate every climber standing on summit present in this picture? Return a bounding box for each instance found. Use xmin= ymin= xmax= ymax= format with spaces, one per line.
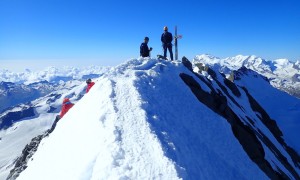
xmin=86 ymin=78 xmax=95 ymax=93
xmin=161 ymin=26 xmax=174 ymax=60
xmin=140 ymin=37 xmax=153 ymax=58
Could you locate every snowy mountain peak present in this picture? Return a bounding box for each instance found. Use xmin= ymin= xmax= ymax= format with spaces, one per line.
xmin=274 ymin=58 xmax=290 ymax=64
xmin=193 ymin=54 xmax=300 ymax=98
xmin=232 ymin=54 xmax=259 ymax=61
xmin=224 ymin=54 xmax=266 ymax=67
xmin=3 ymin=58 xmax=299 ymax=180
xmin=194 ymin=54 xmax=269 ymax=70
xmin=194 ymin=54 xmax=221 ymax=62
xmin=273 ymin=58 xmax=293 ymax=69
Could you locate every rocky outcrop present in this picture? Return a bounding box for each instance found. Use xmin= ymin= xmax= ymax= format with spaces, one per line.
xmin=6 ymin=129 xmax=53 ymax=180
xmin=6 ymin=132 xmax=47 ymax=180
xmin=180 ymin=57 xmax=300 ymax=179
xmin=6 ymin=114 xmax=61 ymax=180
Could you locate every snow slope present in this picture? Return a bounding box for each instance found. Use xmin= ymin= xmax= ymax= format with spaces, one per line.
xmin=193 ymin=54 xmax=300 ymax=98
xmin=234 ymin=68 xmax=300 ymax=152
xmin=0 ymin=80 xmax=87 ymax=179
xmin=16 ymin=59 xmax=269 ymax=180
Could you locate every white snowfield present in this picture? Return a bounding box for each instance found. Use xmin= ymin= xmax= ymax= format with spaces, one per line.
xmin=17 ymin=59 xmax=267 ymax=180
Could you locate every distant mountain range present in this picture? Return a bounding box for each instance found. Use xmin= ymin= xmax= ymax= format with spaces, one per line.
xmin=0 ymin=66 xmax=110 ymax=112
xmin=0 ymin=66 xmax=110 ymax=84
xmin=193 ymin=54 xmax=300 ymax=98
xmin=0 ymin=81 xmax=58 ymax=113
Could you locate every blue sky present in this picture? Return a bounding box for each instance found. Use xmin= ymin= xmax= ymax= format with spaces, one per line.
xmin=0 ymin=0 xmax=300 ymax=71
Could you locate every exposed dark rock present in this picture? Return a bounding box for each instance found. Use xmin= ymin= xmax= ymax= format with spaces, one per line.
xmin=179 ymin=73 xmax=225 ymax=115
xmin=179 ymin=73 xmax=288 ymax=179
xmin=212 ymin=75 xmax=241 ymax=109
xmin=241 ymin=87 xmax=283 ymax=138
xmin=194 ymin=65 xmax=242 ymax=112
xmin=228 ymin=71 xmax=235 ymax=82
xmin=182 ymin=56 xmax=193 ymax=72
xmin=255 ymin=129 xmax=300 ymax=179
xmin=223 ymin=78 xmax=241 ymax=97
xmin=230 ymin=123 xmax=285 ymax=180
xmin=242 ymin=87 xmax=300 ymax=170
xmin=245 ymin=116 xmax=255 ymax=126
xmin=180 ymin=57 xmax=300 ymax=179
xmin=6 ymin=132 xmax=48 ymax=180
xmin=206 ymin=67 xmax=217 ymax=79
xmin=234 ymin=66 xmax=270 ymax=83
xmin=194 ymin=63 xmax=208 ymax=73
xmin=286 ymin=147 xmax=300 ymax=168
xmin=185 ymin=58 xmax=242 ymax=108
xmin=6 ymin=116 xmax=59 ymax=180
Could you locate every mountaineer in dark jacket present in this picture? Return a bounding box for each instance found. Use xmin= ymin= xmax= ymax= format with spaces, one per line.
xmin=140 ymin=37 xmax=153 ymax=57
xmin=161 ymin=26 xmax=173 ymax=60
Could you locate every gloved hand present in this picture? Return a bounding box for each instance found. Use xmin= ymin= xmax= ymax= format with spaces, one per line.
xmin=150 ymin=47 xmax=153 ymax=51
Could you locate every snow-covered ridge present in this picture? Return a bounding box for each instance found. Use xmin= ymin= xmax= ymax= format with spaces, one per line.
xmin=0 ymin=66 xmax=111 ymax=84
xmin=193 ymin=54 xmax=300 ymax=98
xmin=5 ymin=58 xmax=298 ymax=179
xmin=1 ymin=57 xmax=300 ymax=179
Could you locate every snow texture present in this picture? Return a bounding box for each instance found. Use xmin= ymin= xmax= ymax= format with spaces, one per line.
xmin=16 ymin=58 xmax=267 ymax=180
xmin=0 ymin=80 xmax=87 ymax=179
xmin=1 ymin=57 xmax=299 ymax=180
xmin=234 ymin=68 xmax=300 ymax=153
